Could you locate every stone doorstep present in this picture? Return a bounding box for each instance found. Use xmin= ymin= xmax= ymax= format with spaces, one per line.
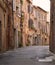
xmin=50 ymin=52 xmax=55 ymax=60
xmin=38 ymin=56 xmax=53 ymax=62
xmin=0 ymin=50 xmax=15 ymax=56
xmin=38 ymin=59 xmax=53 ymax=62
xmin=0 ymin=48 xmax=22 ymax=56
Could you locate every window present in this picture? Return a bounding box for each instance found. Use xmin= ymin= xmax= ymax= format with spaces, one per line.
xmin=34 ymin=10 xmax=36 ymax=18
xmin=28 ymin=5 xmax=30 ymax=13
xmin=20 ymin=0 xmax=23 ymax=4
xmin=28 ymin=19 xmax=34 ymax=29
xmin=36 ymin=11 xmax=38 ymax=18
xmin=38 ymin=22 xmax=40 ymax=28
xmin=4 ymin=14 xmax=5 ymax=27
xmin=30 ymin=5 xmax=33 ymax=13
xmin=44 ymin=15 xmax=46 ymax=21
xmin=13 ymin=0 xmax=16 ymax=11
xmin=16 ymin=3 xmax=21 ymax=17
xmin=28 ymin=4 xmax=33 ymax=13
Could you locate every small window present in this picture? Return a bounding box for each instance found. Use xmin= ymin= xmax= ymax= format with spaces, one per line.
xmin=4 ymin=14 xmax=5 ymax=27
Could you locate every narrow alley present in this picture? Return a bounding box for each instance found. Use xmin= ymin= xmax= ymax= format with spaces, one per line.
xmin=0 ymin=0 xmax=55 ymax=65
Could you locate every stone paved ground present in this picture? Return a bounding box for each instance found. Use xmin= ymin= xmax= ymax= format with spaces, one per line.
xmin=0 ymin=46 xmax=55 ymax=65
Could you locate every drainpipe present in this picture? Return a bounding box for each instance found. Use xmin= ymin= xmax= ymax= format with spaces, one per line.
xmin=12 ymin=0 xmax=15 ymax=49
xmin=20 ymin=0 xmax=23 ymax=46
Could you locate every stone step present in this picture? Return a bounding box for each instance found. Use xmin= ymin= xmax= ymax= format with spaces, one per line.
xmin=38 ymin=56 xmax=53 ymax=62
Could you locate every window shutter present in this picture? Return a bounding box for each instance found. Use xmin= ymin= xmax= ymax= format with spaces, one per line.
xmin=13 ymin=0 xmax=16 ymax=11
xmin=28 ymin=5 xmax=30 ymax=13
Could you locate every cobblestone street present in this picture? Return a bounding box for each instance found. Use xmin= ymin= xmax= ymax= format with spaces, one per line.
xmin=0 ymin=46 xmax=55 ymax=65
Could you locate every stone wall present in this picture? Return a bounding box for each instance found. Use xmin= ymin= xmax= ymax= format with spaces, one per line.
xmin=50 ymin=0 xmax=55 ymax=53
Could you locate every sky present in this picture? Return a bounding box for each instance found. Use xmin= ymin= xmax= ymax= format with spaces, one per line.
xmin=33 ymin=0 xmax=50 ymax=12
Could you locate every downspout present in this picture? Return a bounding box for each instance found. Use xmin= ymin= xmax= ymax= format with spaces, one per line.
xmin=20 ymin=0 xmax=23 ymax=47
xmin=12 ymin=0 xmax=15 ymax=49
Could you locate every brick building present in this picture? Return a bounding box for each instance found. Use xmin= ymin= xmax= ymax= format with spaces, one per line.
xmin=20 ymin=0 xmax=50 ymax=46
xmin=33 ymin=6 xmax=40 ymax=45
xmin=0 ymin=0 xmax=50 ymax=53
xmin=27 ymin=0 xmax=35 ymax=46
xmin=33 ymin=6 xmax=49 ymax=45
xmin=20 ymin=0 xmax=34 ymax=46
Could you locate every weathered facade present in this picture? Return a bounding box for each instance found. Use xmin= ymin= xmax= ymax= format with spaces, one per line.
xmin=7 ymin=0 xmax=14 ymax=50
xmin=0 ymin=0 xmax=50 ymax=52
xmin=21 ymin=0 xmax=29 ymax=46
xmin=0 ymin=0 xmax=14 ymax=52
xmin=50 ymin=0 xmax=55 ymax=53
xmin=33 ymin=6 xmax=49 ymax=45
xmin=13 ymin=0 xmax=21 ymax=48
xmin=27 ymin=0 xmax=35 ymax=46
xmin=33 ymin=6 xmax=40 ymax=45
xmin=21 ymin=0 xmax=49 ymax=46
xmin=20 ymin=0 xmax=34 ymax=46
xmin=46 ymin=21 xmax=50 ymax=45
xmin=37 ymin=7 xmax=49 ymax=45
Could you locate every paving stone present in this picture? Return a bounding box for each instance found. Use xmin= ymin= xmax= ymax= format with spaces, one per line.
xmin=0 ymin=46 xmax=55 ymax=65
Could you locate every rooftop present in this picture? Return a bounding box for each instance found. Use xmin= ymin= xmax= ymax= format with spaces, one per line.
xmin=37 ymin=6 xmax=48 ymax=13
xmin=33 ymin=5 xmax=48 ymax=13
